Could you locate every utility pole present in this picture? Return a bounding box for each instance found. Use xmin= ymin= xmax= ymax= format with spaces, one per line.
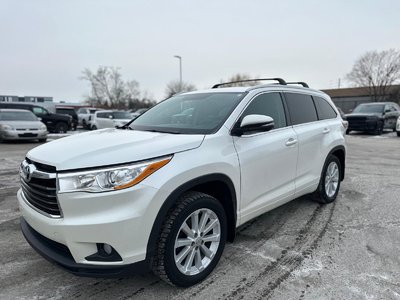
xmin=174 ymin=55 xmax=182 ymax=91
xmin=338 ymin=78 xmax=341 ymax=89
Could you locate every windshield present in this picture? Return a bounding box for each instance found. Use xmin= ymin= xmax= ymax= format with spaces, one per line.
xmin=132 ymin=92 xmax=245 ymax=134
xmin=113 ymin=111 xmax=132 ymax=119
xmin=89 ymin=109 xmax=97 ymax=114
xmin=0 ymin=111 xmax=38 ymax=121
xmin=353 ymin=104 xmax=384 ymax=114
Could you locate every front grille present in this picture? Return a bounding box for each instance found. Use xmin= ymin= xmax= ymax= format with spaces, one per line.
xmin=20 ymin=159 xmax=61 ymax=217
xmin=18 ymin=133 xmax=38 ymax=137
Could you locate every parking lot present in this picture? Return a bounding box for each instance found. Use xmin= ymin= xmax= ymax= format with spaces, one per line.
xmin=1 ymin=132 xmax=399 ymax=300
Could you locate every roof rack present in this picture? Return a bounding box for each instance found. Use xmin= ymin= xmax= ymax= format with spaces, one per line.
xmin=212 ymin=78 xmax=287 ymax=89
xmin=286 ymin=81 xmax=309 ymax=88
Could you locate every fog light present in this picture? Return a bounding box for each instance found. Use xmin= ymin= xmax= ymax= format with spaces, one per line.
xmin=103 ymin=243 xmax=112 ymax=255
xmin=85 ymin=243 xmax=123 ymax=262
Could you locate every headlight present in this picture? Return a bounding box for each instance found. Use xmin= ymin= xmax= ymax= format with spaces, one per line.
xmin=0 ymin=124 xmax=13 ymax=131
xmin=58 ymin=156 xmax=172 ymax=193
xmin=40 ymin=124 xmax=47 ymax=131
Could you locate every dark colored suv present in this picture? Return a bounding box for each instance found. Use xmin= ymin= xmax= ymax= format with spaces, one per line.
xmin=345 ymin=102 xmax=400 ymax=135
xmin=56 ymin=107 xmax=78 ymax=130
xmin=0 ymin=102 xmax=72 ymax=133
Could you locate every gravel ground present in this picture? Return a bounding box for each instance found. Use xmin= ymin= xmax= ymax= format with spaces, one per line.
xmin=0 ymin=132 xmax=399 ymax=300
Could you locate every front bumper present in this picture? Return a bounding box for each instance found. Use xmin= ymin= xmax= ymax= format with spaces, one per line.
xmin=347 ymin=119 xmax=380 ymax=131
xmin=0 ymin=129 xmax=47 ymax=140
xmin=20 ymin=217 xmax=149 ymax=277
xmin=17 ymin=181 xmax=169 ymax=273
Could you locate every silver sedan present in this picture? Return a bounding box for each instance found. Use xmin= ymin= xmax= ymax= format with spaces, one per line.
xmin=0 ymin=109 xmax=48 ymax=142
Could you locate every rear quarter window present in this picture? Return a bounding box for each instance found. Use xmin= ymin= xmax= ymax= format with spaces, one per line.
xmin=313 ymin=96 xmax=337 ymax=120
xmin=284 ymin=93 xmax=318 ymax=125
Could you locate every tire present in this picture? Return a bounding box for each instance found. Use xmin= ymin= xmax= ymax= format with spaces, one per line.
xmin=82 ymin=119 xmax=87 ymax=129
xmin=397 ymin=131 xmax=400 ymax=137
xmin=345 ymin=129 xmax=350 ymax=135
xmin=152 ymin=191 xmax=227 ymax=287
xmin=311 ymin=155 xmax=341 ymax=204
xmin=55 ymin=122 xmax=68 ymax=133
xmin=38 ymin=138 xmax=47 ymax=143
xmin=373 ymin=122 xmax=383 ymax=135
xmin=91 ymin=125 xmax=97 ymax=130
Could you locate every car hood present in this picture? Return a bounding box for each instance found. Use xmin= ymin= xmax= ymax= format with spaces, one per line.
xmin=345 ymin=113 xmax=382 ymax=118
xmin=0 ymin=120 xmax=44 ymax=129
xmin=27 ymin=128 xmax=205 ymax=171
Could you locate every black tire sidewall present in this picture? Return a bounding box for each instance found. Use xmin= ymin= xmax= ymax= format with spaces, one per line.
xmin=319 ymin=155 xmax=341 ymax=203
xmin=56 ymin=122 xmax=68 ymax=133
xmin=164 ymin=196 xmax=227 ymax=287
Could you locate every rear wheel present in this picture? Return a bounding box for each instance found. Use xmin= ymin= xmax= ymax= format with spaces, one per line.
xmin=91 ymin=125 xmax=97 ymax=130
xmin=345 ymin=129 xmax=351 ymax=135
xmin=55 ymin=122 xmax=68 ymax=133
xmin=152 ymin=191 xmax=227 ymax=287
xmin=311 ymin=155 xmax=341 ymax=204
xmin=38 ymin=138 xmax=47 ymax=143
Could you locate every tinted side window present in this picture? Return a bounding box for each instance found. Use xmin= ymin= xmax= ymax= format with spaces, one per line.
xmin=313 ymin=96 xmax=337 ymax=120
xmin=285 ymin=93 xmax=318 ymax=125
xmin=97 ymin=113 xmax=106 ymax=118
xmin=32 ymin=106 xmax=47 ymax=115
xmin=241 ymin=92 xmax=287 ymax=129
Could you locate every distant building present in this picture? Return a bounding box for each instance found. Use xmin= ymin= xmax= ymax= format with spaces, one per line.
xmin=0 ymin=95 xmax=53 ymax=103
xmin=0 ymin=95 xmax=55 ymax=111
xmin=322 ymin=85 xmax=400 ymax=113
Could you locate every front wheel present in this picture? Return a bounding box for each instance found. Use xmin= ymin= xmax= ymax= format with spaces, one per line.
xmin=397 ymin=131 xmax=400 ymax=137
xmin=55 ymin=122 xmax=68 ymax=133
xmin=311 ymin=155 xmax=341 ymax=204
xmin=152 ymin=191 xmax=227 ymax=287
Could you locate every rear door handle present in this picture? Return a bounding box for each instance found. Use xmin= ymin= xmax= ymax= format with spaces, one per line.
xmin=285 ymin=138 xmax=297 ymax=146
xmin=322 ymin=128 xmax=330 ymax=134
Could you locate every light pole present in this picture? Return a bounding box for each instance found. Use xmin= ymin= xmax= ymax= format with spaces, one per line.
xmin=173 ymin=55 xmax=182 ymax=90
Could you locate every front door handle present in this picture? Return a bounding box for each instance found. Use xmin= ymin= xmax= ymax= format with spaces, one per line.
xmin=285 ymin=138 xmax=297 ymax=146
xmin=322 ymin=128 xmax=330 ymax=134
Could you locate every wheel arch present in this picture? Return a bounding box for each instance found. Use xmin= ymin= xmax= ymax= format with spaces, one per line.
xmin=146 ymin=173 xmax=237 ymax=261
xmin=328 ymin=145 xmax=346 ymax=181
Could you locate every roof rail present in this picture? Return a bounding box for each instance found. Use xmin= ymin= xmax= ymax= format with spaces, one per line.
xmin=286 ymin=81 xmax=309 ymax=88
xmin=212 ymin=78 xmax=287 ymax=89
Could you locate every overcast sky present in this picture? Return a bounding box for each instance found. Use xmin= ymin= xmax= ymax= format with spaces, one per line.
xmin=1 ymin=0 xmax=400 ymax=102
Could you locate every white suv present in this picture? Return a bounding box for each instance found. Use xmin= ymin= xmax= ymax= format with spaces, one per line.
xmin=18 ymin=78 xmax=346 ymax=287
xmin=91 ymin=110 xmax=133 ymax=130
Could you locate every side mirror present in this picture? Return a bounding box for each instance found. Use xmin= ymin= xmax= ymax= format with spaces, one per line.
xmin=384 ymin=109 xmax=391 ymax=114
xmin=232 ymin=114 xmax=274 ymax=136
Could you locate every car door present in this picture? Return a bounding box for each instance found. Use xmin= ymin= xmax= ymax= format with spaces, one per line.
xmin=103 ymin=112 xmax=114 ymax=128
xmin=233 ymin=92 xmax=298 ymax=224
xmin=32 ymin=106 xmax=53 ymax=131
xmin=283 ymin=92 xmax=329 ymax=197
xmin=95 ymin=112 xmax=106 ymax=128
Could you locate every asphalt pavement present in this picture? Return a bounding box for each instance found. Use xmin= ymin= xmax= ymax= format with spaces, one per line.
xmin=0 ymin=132 xmax=399 ymax=299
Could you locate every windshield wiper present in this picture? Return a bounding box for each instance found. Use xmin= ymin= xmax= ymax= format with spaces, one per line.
xmin=143 ymin=129 xmax=182 ymax=134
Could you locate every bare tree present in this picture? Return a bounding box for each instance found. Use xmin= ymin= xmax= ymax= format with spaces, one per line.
xmin=165 ymin=80 xmax=196 ymax=98
xmin=346 ymin=49 xmax=400 ymax=101
xmin=218 ymin=73 xmax=261 ymax=87
xmin=81 ymin=66 xmax=152 ymax=109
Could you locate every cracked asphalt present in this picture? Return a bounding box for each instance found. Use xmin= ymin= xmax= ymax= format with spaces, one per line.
xmin=1 ymin=132 xmax=399 ymax=300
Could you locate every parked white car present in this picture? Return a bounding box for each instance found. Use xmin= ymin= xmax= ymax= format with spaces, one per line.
xmin=90 ymin=110 xmax=132 ymax=130
xmin=396 ymin=116 xmax=400 ymax=136
xmin=77 ymin=107 xmax=98 ymax=129
xmin=0 ymin=109 xmax=47 ymax=142
xmin=18 ymin=78 xmax=346 ymax=287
